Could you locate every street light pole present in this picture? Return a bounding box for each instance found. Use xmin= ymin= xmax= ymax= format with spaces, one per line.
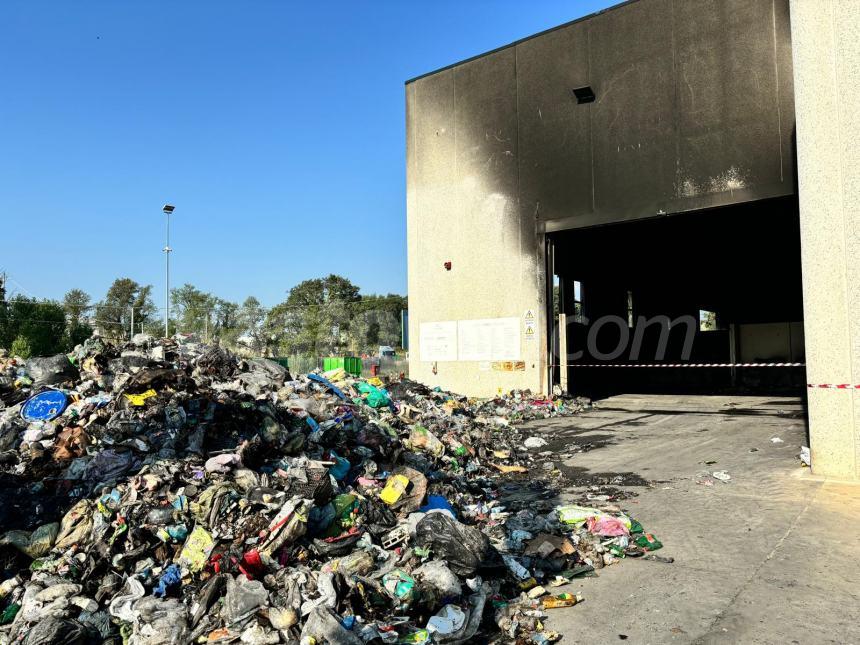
xmin=162 ymin=204 xmax=175 ymax=338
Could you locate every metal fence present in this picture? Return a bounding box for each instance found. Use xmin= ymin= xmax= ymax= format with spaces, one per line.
xmin=361 ymin=356 xmax=409 ymax=378
xmin=279 ymin=355 xmax=322 ymax=375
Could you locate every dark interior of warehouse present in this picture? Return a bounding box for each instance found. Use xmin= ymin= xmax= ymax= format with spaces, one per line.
xmin=549 ymin=196 xmax=806 ymax=398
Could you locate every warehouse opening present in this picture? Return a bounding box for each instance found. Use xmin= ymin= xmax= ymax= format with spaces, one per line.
xmin=548 ymin=196 xmax=806 ymax=399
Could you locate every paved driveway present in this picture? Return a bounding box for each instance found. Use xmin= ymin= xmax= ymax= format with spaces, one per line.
xmin=520 ymin=394 xmax=860 ymax=645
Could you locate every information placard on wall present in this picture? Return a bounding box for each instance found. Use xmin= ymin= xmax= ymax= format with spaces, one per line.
xmin=457 ymin=317 xmax=521 ymax=361
xmin=419 ymin=321 xmax=458 ymax=361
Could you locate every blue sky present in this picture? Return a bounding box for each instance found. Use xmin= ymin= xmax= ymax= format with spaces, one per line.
xmin=0 ymin=0 xmax=614 ymax=308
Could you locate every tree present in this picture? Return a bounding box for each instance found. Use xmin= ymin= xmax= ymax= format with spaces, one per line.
xmin=238 ymin=296 xmax=268 ymax=355
xmin=347 ymin=312 xmax=371 ymax=355
xmin=2 ymin=297 xmax=66 ymax=356
xmin=96 ymin=278 xmax=156 ymax=339
xmin=212 ymin=298 xmax=240 ymax=346
xmin=377 ymin=307 xmax=402 ymax=348
xmin=131 ymin=285 xmax=157 ymax=336
xmin=0 ymin=275 xmax=8 ymax=349
xmin=0 ymin=280 xmax=91 ymax=354
xmin=10 ymin=336 xmax=31 ymax=359
xmin=62 ymin=288 xmax=93 ymax=348
xmin=62 ymin=289 xmax=91 ymax=325
xmin=347 ymin=293 xmax=407 ymax=353
xmin=171 ymin=284 xmax=217 ymax=338
xmin=169 ymin=286 xmax=242 ymax=343
xmin=268 ymin=275 xmax=361 ymax=356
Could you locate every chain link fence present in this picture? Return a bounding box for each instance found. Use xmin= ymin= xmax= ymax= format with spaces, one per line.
xmin=271 ymin=355 xmax=409 ymax=378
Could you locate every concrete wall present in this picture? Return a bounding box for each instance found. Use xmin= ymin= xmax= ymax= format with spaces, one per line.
xmin=738 ymin=322 xmax=805 ymax=363
xmin=406 ymin=0 xmax=795 ymax=397
xmin=405 ymin=53 xmax=546 ymax=397
xmin=791 ymin=0 xmax=860 ymax=479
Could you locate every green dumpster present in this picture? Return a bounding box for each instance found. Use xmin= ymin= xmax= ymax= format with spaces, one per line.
xmin=270 ymin=357 xmax=290 ymax=370
xmin=323 ymin=356 xmax=361 ymax=376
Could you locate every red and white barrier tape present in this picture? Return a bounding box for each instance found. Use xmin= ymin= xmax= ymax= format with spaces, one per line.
xmin=807 ymin=383 xmax=860 ymax=389
xmin=567 ymin=362 xmax=805 ymax=368
xmin=550 ymin=362 xmax=859 ymax=389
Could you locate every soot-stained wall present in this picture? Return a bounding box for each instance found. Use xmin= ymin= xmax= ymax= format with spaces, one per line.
xmin=406 ymin=0 xmax=795 ymax=396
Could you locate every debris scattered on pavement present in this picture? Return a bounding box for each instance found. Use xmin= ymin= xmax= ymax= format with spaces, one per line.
xmin=694 ymin=470 xmax=732 ymax=486
xmin=0 ymin=336 xmax=665 ymax=643
xmin=523 ymin=437 xmax=548 ymax=449
xmin=694 ymin=472 xmax=715 ymax=486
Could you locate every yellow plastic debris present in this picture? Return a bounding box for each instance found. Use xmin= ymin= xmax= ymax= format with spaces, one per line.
xmin=124 ymin=389 xmax=157 ymax=406
xmin=177 ymin=525 xmax=215 ymax=572
xmin=491 ymin=463 xmax=528 ymax=474
xmin=379 ymin=475 xmax=410 ymax=505
xmin=322 ymin=368 xmax=347 ymax=382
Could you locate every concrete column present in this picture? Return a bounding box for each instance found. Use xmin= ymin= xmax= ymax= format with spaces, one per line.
xmin=791 ymin=0 xmax=860 ymax=479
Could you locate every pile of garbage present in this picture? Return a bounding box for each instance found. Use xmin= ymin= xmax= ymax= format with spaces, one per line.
xmin=0 ymin=336 xmax=665 ymax=644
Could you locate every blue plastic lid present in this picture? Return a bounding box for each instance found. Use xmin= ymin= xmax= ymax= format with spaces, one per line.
xmin=307 ymin=373 xmax=348 ymax=401
xmin=21 ymin=389 xmax=68 ymax=422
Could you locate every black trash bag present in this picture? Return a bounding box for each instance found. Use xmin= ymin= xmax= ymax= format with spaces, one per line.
xmin=77 ymin=610 xmax=115 ymax=640
xmin=415 ymin=513 xmax=504 ymax=578
xmin=107 ymin=355 xmax=151 ymax=375
xmin=307 ymin=503 xmax=337 ymax=538
xmin=84 ymin=448 xmax=135 ymax=485
xmin=311 ymin=532 xmax=363 ymax=558
xmin=22 ymin=617 xmax=92 ymax=645
xmin=0 ymin=418 xmax=23 ymax=452
xmin=363 ymin=498 xmax=398 ymax=538
xmin=25 ymin=354 xmax=78 ymax=385
xmin=124 ymin=367 xmax=191 ymax=393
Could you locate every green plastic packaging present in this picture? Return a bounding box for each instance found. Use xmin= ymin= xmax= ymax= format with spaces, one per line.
xmin=0 ymin=603 xmax=20 ymax=625
xmin=383 ymin=569 xmax=418 ymax=604
xmin=634 ymin=532 xmax=663 ymax=551
xmin=557 ymin=505 xmax=631 ymax=530
xmin=356 ymin=382 xmax=391 ymax=408
xmin=398 ymin=630 xmax=431 ymax=644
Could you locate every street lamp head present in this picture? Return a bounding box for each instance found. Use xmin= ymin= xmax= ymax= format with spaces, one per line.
xmin=162 ymin=204 xmax=175 ymax=214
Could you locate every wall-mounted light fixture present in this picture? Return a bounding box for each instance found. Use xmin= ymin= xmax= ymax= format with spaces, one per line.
xmin=572 ymin=86 xmax=595 ymax=104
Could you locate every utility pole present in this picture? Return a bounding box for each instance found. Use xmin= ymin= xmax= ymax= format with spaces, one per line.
xmin=130 ymin=306 xmax=135 ymax=340
xmin=162 ymin=204 xmax=175 ymax=338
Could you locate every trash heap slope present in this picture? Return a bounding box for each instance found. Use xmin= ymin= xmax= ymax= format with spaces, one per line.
xmin=0 ymin=337 xmax=665 ymax=644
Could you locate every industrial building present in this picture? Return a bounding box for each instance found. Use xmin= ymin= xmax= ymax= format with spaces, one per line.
xmin=405 ymin=0 xmax=860 ymax=479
